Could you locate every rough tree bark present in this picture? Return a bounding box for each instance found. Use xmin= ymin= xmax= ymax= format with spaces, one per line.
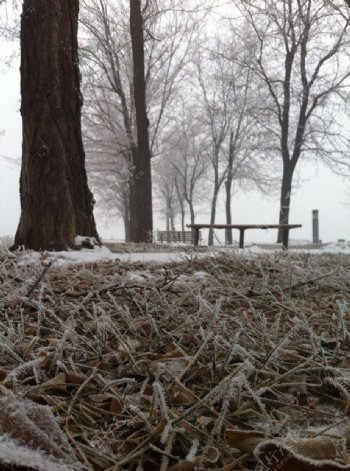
xmin=130 ymin=0 xmax=153 ymax=243
xmin=13 ymin=0 xmax=99 ymax=251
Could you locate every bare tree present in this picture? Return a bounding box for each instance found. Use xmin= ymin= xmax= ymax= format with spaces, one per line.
xmin=84 ymin=118 xmax=133 ymax=240
xmin=194 ymin=43 xmax=233 ymax=245
xmin=153 ymin=96 xmax=210 ymax=233
xmin=154 ymin=159 xmax=178 ymax=232
xmin=237 ymin=0 xmax=350 ymax=242
xmin=80 ymin=0 xmax=200 ymax=241
xmin=167 ymin=110 xmax=208 ymax=226
xmin=194 ymin=36 xmax=270 ymax=245
xmin=13 ymin=0 xmax=99 ymax=251
xmin=218 ymin=60 xmax=269 ymax=244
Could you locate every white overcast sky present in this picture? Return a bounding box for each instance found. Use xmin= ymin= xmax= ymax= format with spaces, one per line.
xmin=1 ymin=37 xmax=350 ymax=244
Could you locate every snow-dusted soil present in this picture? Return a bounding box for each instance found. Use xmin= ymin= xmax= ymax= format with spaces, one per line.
xmin=1 ymin=248 xmax=350 ymax=470
xmin=8 ymin=240 xmax=350 ymax=268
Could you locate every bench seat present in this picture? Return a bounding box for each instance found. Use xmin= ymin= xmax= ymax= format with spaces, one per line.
xmin=157 ymin=230 xmax=201 ymax=244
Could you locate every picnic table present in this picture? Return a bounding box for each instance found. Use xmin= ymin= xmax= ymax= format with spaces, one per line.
xmin=186 ymin=224 xmax=302 ymax=250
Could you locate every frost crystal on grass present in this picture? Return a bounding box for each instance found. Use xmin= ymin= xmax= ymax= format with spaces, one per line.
xmin=2 ymin=250 xmax=350 ymax=469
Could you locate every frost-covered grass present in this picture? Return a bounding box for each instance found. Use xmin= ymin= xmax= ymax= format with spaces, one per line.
xmin=1 ymin=249 xmax=350 ymax=470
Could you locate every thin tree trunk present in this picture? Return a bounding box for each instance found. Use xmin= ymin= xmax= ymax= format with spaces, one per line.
xmin=225 ymin=131 xmax=234 ymax=245
xmin=14 ymin=0 xmax=99 ymax=251
xmin=130 ymin=0 xmax=153 ymax=243
xmin=225 ymin=180 xmax=233 ymax=245
xmin=189 ymin=203 xmax=195 ymax=225
xmin=180 ymin=203 xmax=185 ymax=232
xmin=123 ymin=193 xmax=131 ymax=242
xmin=208 ymin=188 xmax=219 ymax=246
xmin=175 ymin=181 xmax=186 ymax=232
xmin=277 ymin=163 xmax=294 ymax=243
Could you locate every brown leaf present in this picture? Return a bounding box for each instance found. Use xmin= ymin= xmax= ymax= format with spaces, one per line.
xmin=40 ymin=372 xmax=67 ymax=392
xmin=168 ymin=462 xmax=197 ymax=471
xmin=110 ymin=397 xmax=123 ymax=414
xmin=26 ymin=404 xmax=72 ymax=455
xmin=225 ymin=428 xmax=265 ymax=453
xmin=66 ymin=371 xmax=88 ymax=385
xmin=255 ymin=440 xmax=350 ymax=471
xmin=284 ymin=436 xmax=337 ymax=460
xmin=89 ymin=393 xmax=123 ymax=414
xmin=170 ymin=382 xmax=197 ymax=406
xmin=0 ymin=387 xmax=72 ymax=460
xmin=172 ymin=390 xmax=197 ymax=406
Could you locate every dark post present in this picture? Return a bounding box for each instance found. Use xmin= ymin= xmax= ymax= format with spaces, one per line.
xmin=194 ymin=228 xmax=199 ymax=246
xmin=312 ymin=210 xmax=319 ymax=244
xmin=239 ymin=229 xmax=245 ymax=249
xmin=282 ymin=228 xmax=289 ymax=250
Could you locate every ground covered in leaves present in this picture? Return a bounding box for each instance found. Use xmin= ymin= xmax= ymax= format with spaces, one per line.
xmin=1 ymin=249 xmax=350 ymax=470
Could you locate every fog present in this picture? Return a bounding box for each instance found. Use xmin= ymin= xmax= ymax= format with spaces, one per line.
xmin=1 ymin=40 xmax=349 ymax=244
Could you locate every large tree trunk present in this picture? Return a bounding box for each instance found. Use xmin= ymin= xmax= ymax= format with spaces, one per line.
xmin=14 ymin=0 xmax=99 ymax=251
xmin=130 ymin=0 xmax=153 ymax=243
xmin=277 ymin=162 xmax=294 ymax=243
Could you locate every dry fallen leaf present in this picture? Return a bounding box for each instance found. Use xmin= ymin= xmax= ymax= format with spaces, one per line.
xmin=168 ymin=461 xmax=197 ymax=471
xmin=89 ymin=393 xmax=123 ymax=414
xmin=225 ymin=428 xmax=265 ymax=453
xmin=0 ymin=386 xmax=74 ymax=460
xmin=170 ymin=381 xmax=197 ymax=406
xmin=40 ymin=372 xmax=67 ymax=392
xmin=255 ymin=440 xmax=350 ymax=471
xmin=66 ymin=371 xmax=88 ymax=385
xmin=284 ymin=436 xmax=337 ymax=461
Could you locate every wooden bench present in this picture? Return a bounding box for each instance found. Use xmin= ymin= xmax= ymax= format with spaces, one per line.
xmin=186 ymin=224 xmax=302 ymax=250
xmin=157 ymin=230 xmax=201 ymax=244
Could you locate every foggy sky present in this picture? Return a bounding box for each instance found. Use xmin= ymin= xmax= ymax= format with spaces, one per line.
xmin=1 ymin=41 xmax=350 ymax=244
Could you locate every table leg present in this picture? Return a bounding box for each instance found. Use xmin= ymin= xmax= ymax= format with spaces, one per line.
xmin=282 ymin=228 xmax=289 ymax=250
xmin=193 ymin=229 xmax=199 ymax=246
xmin=239 ymin=229 xmax=245 ymax=249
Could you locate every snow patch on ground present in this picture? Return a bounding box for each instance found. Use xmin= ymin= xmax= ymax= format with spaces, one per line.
xmin=13 ymin=241 xmax=350 ymax=267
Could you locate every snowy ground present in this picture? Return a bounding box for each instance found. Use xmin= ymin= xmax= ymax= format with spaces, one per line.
xmin=7 ymin=240 xmax=350 ymax=268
